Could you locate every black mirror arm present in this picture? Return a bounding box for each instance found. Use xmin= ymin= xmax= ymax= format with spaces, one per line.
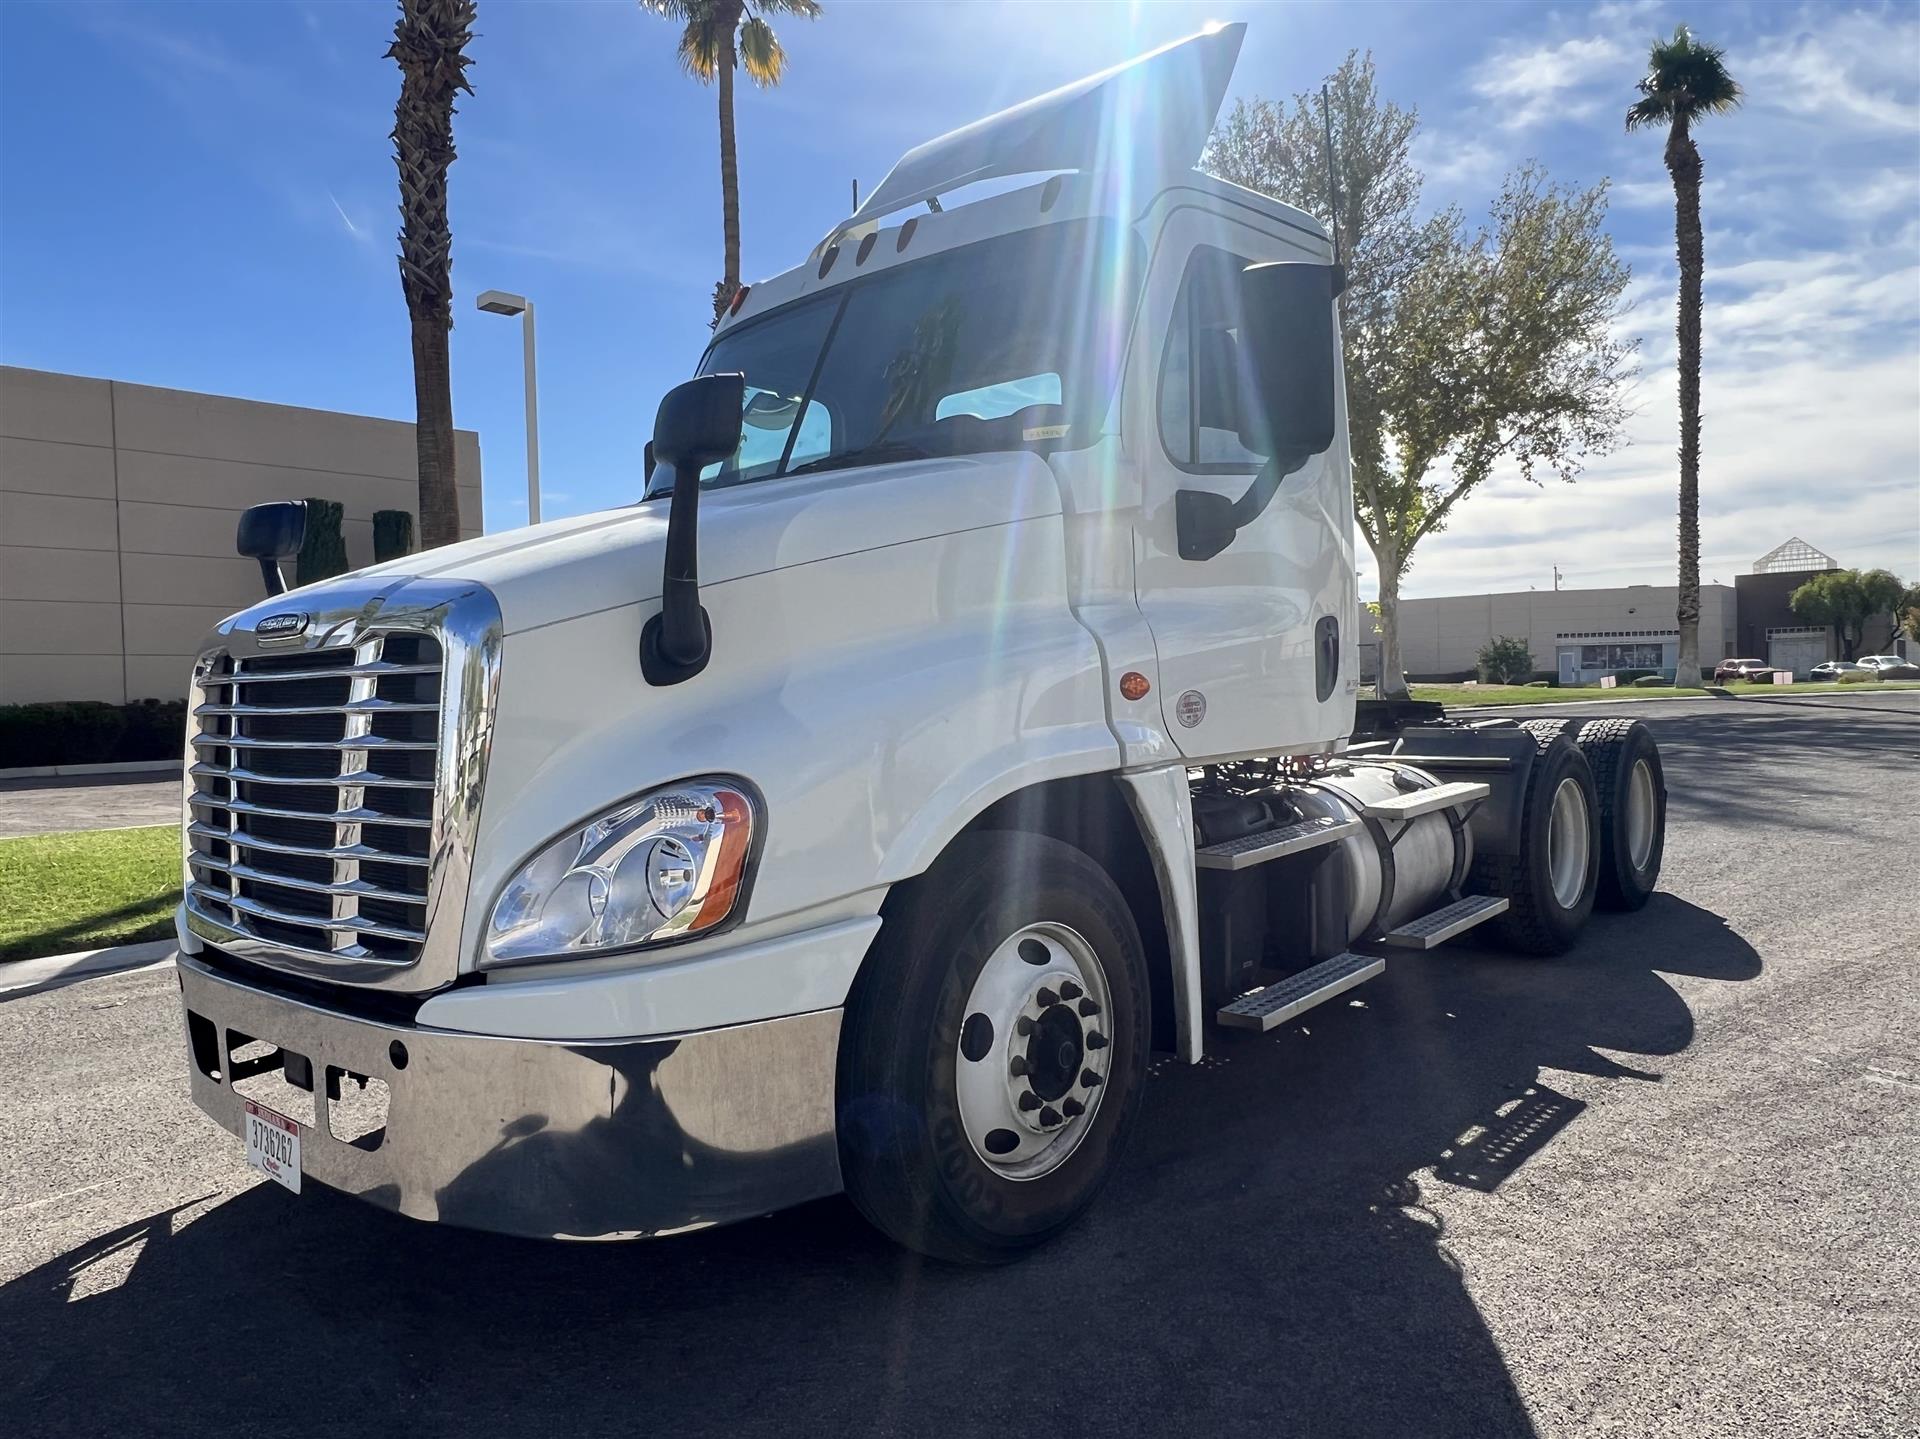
xmin=1227 ymin=449 xmax=1311 ymax=531
xmin=639 ymin=463 xmax=713 ymax=685
xmin=257 ymin=557 xmax=289 ymax=597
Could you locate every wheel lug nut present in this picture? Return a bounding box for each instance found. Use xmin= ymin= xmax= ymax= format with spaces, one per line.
xmin=1016 ymin=1016 xmax=1034 ymax=1036
xmin=1009 ymin=1055 xmax=1029 ymax=1077
xmin=1059 ymin=980 xmax=1083 ymax=1001
xmin=1037 ymin=986 xmax=1059 ymax=1008
xmin=1039 ymin=1105 xmax=1063 ymax=1127
xmin=1018 ymin=1091 xmax=1041 ymax=1112
xmin=1077 ymin=998 xmax=1101 ymax=1018
xmin=1086 ymin=1031 xmax=1108 ymax=1050
xmin=1080 ymin=1069 xmax=1102 ymax=1087
xmin=1062 ymin=1097 xmax=1085 ymax=1118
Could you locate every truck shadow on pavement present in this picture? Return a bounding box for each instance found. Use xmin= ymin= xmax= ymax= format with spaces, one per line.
xmin=3 ymin=895 xmax=1759 ymax=1439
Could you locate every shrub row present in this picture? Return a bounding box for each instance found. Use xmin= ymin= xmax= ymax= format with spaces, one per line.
xmin=0 ymin=699 xmax=187 ymax=769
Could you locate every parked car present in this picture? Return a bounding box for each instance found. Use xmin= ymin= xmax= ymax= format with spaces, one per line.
xmin=1713 ymin=657 xmax=1774 ymax=683
xmin=1810 ymin=660 xmax=1866 ymax=680
xmin=1858 ymin=654 xmax=1920 ymax=679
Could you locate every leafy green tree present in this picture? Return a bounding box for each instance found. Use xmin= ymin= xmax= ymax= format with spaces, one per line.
xmin=388 ymin=0 xmax=475 ymax=550
xmin=1206 ymin=55 xmax=1632 ymax=698
xmin=1476 ymin=635 xmax=1535 ymax=685
xmin=1899 ymin=584 xmax=1920 ymax=643
xmin=641 ymin=0 xmax=821 ymax=324
xmin=1789 ymin=569 xmax=1907 ymax=659
xmin=1627 ymin=26 xmax=1741 ymax=689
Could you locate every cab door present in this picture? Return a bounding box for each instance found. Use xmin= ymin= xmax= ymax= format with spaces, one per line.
xmin=1125 ymin=203 xmax=1358 ymax=760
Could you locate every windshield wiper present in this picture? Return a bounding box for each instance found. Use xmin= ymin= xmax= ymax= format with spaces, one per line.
xmin=785 ymin=438 xmax=935 ymax=478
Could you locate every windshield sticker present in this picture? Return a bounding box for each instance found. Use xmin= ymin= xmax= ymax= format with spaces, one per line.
xmin=1023 ymin=424 xmax=1071 ymax=441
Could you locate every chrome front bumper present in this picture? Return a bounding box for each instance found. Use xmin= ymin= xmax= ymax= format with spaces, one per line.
xmin=178 ymin=954 xmax=844 ymax=1239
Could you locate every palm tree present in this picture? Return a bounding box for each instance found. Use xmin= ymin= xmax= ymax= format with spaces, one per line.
xmin=387 ymin=0 xmax=475 ymax=550
xmin=641 ymin=0 xmax=821 ymax=324
xmin=1627 ymin=26 xmax=1740 ymax=689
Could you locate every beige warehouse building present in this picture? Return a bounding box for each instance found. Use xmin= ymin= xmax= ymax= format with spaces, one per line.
xmin=1373 ymin=584 xmax=1740 ymax=685
xmin=0 ymin=366 xmax=481 ymax=705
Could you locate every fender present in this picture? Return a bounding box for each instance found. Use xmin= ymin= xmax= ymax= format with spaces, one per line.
xmin=1117 ymin=764 xmax=1205 ymax=1063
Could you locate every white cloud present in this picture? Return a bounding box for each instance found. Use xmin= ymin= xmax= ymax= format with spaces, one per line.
xmin=1470 ymin=35 xmax=1628 ymax=130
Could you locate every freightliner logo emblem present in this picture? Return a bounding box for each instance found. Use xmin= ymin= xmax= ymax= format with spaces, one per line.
xmin=256 ymin=612 xmax=309 ymax=641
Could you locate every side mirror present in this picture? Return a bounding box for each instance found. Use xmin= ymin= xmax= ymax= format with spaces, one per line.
xmin=1235 ymin=261 xmax=1339 ymax=458
xmin=1175 ymin=262 xmax=1339 ymax=562
xmin=236 ymin=500 xmax=308 ymax=597
xmin=641 ymin=373 xmax=744 ymax=686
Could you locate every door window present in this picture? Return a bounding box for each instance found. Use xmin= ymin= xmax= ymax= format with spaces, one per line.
xmin=1157 ymin=246 xmax=1265 ymax=472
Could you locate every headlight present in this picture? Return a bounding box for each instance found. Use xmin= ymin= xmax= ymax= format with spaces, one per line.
xmin=483 ymin=778 xmax=757 ymax=967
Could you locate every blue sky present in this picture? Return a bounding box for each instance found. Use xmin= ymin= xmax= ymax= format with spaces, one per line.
xmin=1 ymin=0 xmax=1914 ymax=596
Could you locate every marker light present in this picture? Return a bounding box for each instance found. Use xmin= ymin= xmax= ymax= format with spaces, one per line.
xmin=483 ymin=779 xmax=757 ymax=967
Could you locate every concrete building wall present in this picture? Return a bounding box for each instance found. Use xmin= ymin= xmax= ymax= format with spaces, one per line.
xmin=0 ymin=366 xmax=482 ymax=704
xmin=1391 ymin=584 xmax=1739 ymax=682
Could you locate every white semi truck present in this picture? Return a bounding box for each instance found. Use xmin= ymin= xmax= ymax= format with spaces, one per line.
xmin=173 ymin=26 xmax=1667 ymax=1262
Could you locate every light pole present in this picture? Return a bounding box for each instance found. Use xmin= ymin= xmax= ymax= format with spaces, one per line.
xmin=475 ymin=289 xmax=542 ymax=525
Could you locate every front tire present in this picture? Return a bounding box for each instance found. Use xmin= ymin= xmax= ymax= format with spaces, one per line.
xmin=836 ymin=831 xmax=1150 ymax=1264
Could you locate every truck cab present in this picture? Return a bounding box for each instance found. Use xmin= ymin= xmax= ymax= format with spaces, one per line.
xmin=173 ymin=26 xmax=1667 ymax=1261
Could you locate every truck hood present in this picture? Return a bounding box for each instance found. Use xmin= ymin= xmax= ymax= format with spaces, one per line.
xmin=299 ymin=451 xmax=1065 ymax=636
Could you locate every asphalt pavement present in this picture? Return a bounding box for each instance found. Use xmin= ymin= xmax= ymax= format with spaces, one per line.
xmin=0 ymin=771 xmax=182 ymax=838
xmin=2 ymin=691 xmax=1915 ymax=1438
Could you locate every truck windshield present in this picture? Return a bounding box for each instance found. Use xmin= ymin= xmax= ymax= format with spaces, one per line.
xmin=647 ymin=218 xmax=1139 ymax=495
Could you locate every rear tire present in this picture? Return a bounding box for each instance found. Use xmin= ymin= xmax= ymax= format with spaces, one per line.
xmin=1568 ymin=719 xmax=1666 ymax=911
xmin=836 ymin=831 xmax=1150 ymax=1264
xmin=1471 ymin=731 xmax=1600 ymax=955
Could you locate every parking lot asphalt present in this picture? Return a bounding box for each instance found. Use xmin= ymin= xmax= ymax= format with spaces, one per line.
xmin=2 ymin=691 xmax=1914 ymax=1438
xmin=0 ymin=771 xmax=182 ymax=839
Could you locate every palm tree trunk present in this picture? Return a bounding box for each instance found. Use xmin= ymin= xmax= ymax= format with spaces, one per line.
xmin=409 ymin=314 xmax=461 ymax=546
xmin=388 ymin=0 xmax=473 ymax=551
xmin=716 ymin=10 xmax=742 ymax=316
xmin=1667 ymin=114 xmax=1704 ymax=687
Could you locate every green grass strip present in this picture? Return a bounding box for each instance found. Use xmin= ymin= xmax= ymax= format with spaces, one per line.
xmin=0 ymin=824 xmax=180 ymax=962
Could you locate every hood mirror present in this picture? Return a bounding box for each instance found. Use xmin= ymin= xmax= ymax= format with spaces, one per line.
xmin=236 ymin=500 xmax=308 ymax=596
xmin=641 ymin=372 xmax=744 ymax=686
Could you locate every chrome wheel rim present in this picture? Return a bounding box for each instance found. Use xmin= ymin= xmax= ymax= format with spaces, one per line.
xmin=954 ymin=921 xmax=1112 ymax=1182
xmin=1625 ymin=758 xmax=1657 ymax=871
xmin=1548 ymin=777 xmax=1591 ymax=910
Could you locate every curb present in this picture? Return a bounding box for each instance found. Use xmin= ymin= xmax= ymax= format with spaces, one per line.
xmin=0 ymin=759 xmax=182 ymax=782
xmin=0 ymin=938 xmax=176 ymax=994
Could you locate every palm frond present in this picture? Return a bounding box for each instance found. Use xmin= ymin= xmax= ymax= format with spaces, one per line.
xmin=1630 ymin=23 xmax=1742 ymax=128
xmin=678 ymin=16 xmax=724 ymax=81
xmin=738 ymin=15 xmax=786 ymax=86
xmin=750 ymin=0 xmax=821 ymax=16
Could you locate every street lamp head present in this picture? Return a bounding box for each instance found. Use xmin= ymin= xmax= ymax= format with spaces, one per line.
xmin=476 ymin=289 xmax=529 ymax=316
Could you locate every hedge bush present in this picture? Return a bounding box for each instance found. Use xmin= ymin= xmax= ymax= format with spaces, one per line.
xmin=373 ymin=508 xmax=415 ymax=564
xmin=1632 ymin=675 xmax=1673 ymax=687
xmin=0 ymin=698 xmax=187 ymax=769
xmin=1838 ymin=668 xmax=1875 ymax=685
xmin=297 ymin=496 xmax=349 ymax=587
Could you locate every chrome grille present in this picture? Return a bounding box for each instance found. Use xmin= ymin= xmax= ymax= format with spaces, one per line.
xmin=186 ymin=633 xmax=444 ymax=966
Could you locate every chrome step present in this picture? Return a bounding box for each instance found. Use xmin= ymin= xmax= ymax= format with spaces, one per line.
xmin=1373 ymin=894 xmax=1509 ymax=950
xmin=1195 ymin=815 xmax=1361 ymax=871
xmin=1359 ymin=780 xmax=1489 ymax=821
xmin=1215 ymin=952 xmax=1385 ymax=1032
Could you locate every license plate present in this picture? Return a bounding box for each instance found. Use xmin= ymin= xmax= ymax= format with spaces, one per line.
xmin=243 ymin=1099 xmax=302 ymax=1194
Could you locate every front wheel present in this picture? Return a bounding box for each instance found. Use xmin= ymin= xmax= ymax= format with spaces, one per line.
xmin=836 ymin=832 xmax=1150 ymax=1264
